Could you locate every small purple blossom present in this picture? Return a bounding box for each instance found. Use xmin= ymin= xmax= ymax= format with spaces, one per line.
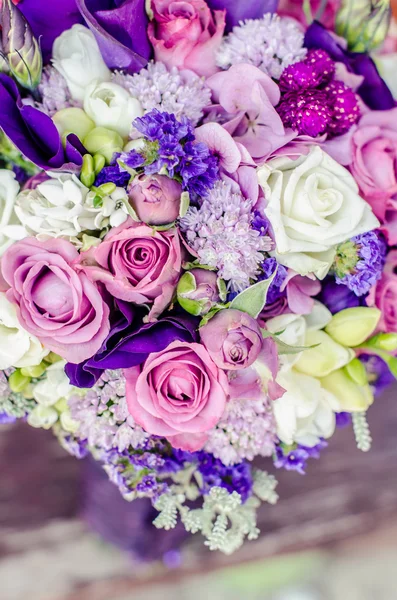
xmin=274 ymin=440 xmax=328 ymax=475
xmin=95 ymin=163 xmax=132 ymax=188
xmin=335 ymin=412 xmax=352 ymax=429
xmin=251 ymin=210 xmax=270 ymax=237
xmin=360 ymin=354 xmax=395 ymax=396
xmin=259 ymin=257 xmax=288 ymax=305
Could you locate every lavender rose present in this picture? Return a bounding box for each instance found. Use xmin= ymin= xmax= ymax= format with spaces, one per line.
xmin=200 ymin=308 xmax=263 ymax=370
xmin=148 ymin=0 xmax=226 ymax=78
xmin=125 ymin=340 xmax=229 ymax=451
xmin=78 ymin=218 xmax=183 ymax=320
xmin=1 ymin=238 xmax=110 ymax=363
xmin=375 ymin=250 xmax=397 ymax=333
xmin=128 ymin=174 xmax=183 ymax=225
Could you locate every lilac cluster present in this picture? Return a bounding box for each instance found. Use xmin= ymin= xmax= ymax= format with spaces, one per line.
xmin=119 ymin=110 xmax=219 ymax=199
xmin=113 ymin=62 xmax=211 ymax=126
xmin=274 ymin=440 xmax=328 ymax=475
xmin=180 ymin=181 xmax=273 ymax=292
xmin=333 ymin=232 xmax=387 ymax=297
xmin=277 ymin=49 xmax=360 ymax=138
xmin=68 ymin=370 xmax=149 ymax=452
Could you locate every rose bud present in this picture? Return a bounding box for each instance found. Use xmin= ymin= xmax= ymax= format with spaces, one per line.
xmin=1 ymin=0 xmax=42 ymax=90
xmin=200 ymin=308 xmax=263 ymax=370
xmin=177 ymin=268 xmax=226 ymax=316
xmin=128 ymin=174 xmax=184 ymax=226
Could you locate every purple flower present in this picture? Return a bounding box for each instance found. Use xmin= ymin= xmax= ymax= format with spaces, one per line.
xmin=304 ymin=21 xmax=395 ymax=111
xmin=317 ymin=276 xmax=365 ymax=314
xmin=259 ymin=257 xmax=288 ymax=305
xmin=360 ymin=354 xmax=395 ymax=396
xmin=95 ymin=163 xmax=131 ymax=188
xmin=65 ymin=300 xmax=199 ymax=388
xmin=0 ymin=74 xmax=84 ymax=171
xmin=335 ymin=412 xmax=352 ymax=428
xmin=76 ymin=0 xmax=151 ymax=73
xmin=17 ymin=0 xmax=83 ymax=63
xmin=274 ymin=440 xmax=328 ymax=475
xmin=0 ymin=412 xmax=16 ymax=425
xmin=207 ymin=0 xmax=278 ymax=32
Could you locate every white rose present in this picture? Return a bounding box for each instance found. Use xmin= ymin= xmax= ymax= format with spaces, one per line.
xmin=274 ymin=370 xmax=338 ymax=447
xmin=0 ymin=293 xmax=48 ymax=369
xmin=52 ymin=25 xmax=111 ymax=102
xmin=258 ymin=146 xmax=379 ymax=278
xmin=0 ymin=170 xmax=27 ymax=256
xmin=84 ymin=81 xmax=143 ymax=138
xmin=15 ymin=173 xmax=129 ymax=239
xmin=33 ymin=361 xmax=72 ymax=407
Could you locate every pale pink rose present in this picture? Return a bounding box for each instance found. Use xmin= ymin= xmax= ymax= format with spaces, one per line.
xmin=1 ymin=238 xmax=110 ymax=363
xmin=199 ymin=308 xmax=263 ymax=370
xmin=125 ymin=340 xmax=229 ymax=451
xmin=148 ymin=0 xmax=226 ymax=78
xmin=206 ymin=64 xmax=296 ymax=162
xmin=375 ymin=249 xmax=397 ymax=332
xmin=349 ymin=108 xmax=397 ymax=243
xmin=77 ymin=218 xmax=183 ymax=321
xmin=128 ymin=174 xmax=183 ymax=225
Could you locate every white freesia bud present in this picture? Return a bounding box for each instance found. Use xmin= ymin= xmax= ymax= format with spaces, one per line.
xmin=14 ymin=173 xmax=129 ymax=239
xmin=257 ymin=146 xmax=380 ymax=279
xmin=294 ymin=330 xmax=354 ymax=378
xmin=27 ymin=405 xmax=58 ymax=430
xmin=0 ymin=169 xmax=27 ymax=255
xmin=84 ymin=81 xmax=143 ymax=138
xmin=52 ymin=25 xmax=111 ymax=102
xmin=274 ymin=370 xmax=338 ymax=447
xmin=32 ymin=361 xmax=72 ymax=407
xmin=0 ymin=293 xmax=48 ymax=370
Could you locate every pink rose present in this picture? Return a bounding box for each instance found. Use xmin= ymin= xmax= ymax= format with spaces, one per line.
xmin=349 ymin=108 xmax=397 ymax=243
xmin=278 ymin=0 xmax=339 ymax=28
xmin=1 ymin=238 xmax=109 ymax=363
xmin=78 ymin=218 xmax=183 ymax=320
xmin=148 ymin=0 xmax=225 ymax=78
xmin=200 ymin=308 xmax=263 ymax=370
xmin=206 ymin=64 xmax=296 ymax=162
xmin=375 ymin=249 xmax=397 ymax=332
xmin=128 ymin=174 xmax=183 ymax=225
xmin=125 ymin=340 xmax=229 ymax=451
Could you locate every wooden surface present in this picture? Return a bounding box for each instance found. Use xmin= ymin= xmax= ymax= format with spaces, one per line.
xmin=1 ymin=385 xmax=397 ymax=599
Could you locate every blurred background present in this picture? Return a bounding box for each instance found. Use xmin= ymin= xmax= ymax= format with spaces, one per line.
xmin=1 ymin=1 xmax=397 ymax=599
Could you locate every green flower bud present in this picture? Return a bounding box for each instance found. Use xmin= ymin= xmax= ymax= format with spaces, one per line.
xmin=20 ymin=363 xmax=47 ymax=379
xmin=321 ymin=368 xmax=374 ymax=412
xmin=93 ymin=153 xmax=106 ymax=175
xmin=336 ymin=0 xmax=391 ymax=52
xmin=53 ymin=108 xmax=95 ymax=145
xmin=1 ymin=0 xmax=42 ymax=90
xmin=8 ymin=370 xmax=31 ymax=393
xmin=97 ymin=182 xmax=117 ymax=196
xmin=80 ymin=154 xmax=95 ymax=188
xmin=83 ymin=127 xmax=123 ymax=164
xmin=325 ymin=307 xmax=381 ymax=347
xmin=366 ymin=332 xmax=397 ymax=352
xmin=44 ymin=352 xmax=62 ymax=364
xmin=177 ymin=269 xmax=225 ymax=316
xmin=344 ymin=358 xmax=368 ymax=386
xmin=295 ymin=330 xmax=354 ymax=378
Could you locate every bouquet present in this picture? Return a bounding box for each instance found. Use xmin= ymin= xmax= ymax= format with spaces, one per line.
xmin=1 ymin=0 xmax=396 ymax=555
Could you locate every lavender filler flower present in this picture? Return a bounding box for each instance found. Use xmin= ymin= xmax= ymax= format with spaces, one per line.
xmin=216 ymin=14 xmax=307 ymax=79
xmin=113 ymin=62 xmax=211 ymax=126
xmin=332 ymin=232 xmax=386 ymax=296
xmin=180 ymin=181 xmax=272 ymax=292
xmin=37 ymin=66 xmax=80 ymax=115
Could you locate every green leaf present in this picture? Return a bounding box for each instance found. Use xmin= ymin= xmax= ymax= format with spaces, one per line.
xmin=261 ymin=329 xmax=319 ymax=356
xmin=230 ymin=272 xmax=276 ymax=319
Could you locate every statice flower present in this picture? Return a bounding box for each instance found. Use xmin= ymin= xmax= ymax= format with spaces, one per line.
xmin=0 ymin=369 xmax=36 ymax=422
xmin=361 ymin=354 xmax=395 ymax=397
xmin=196 ymin=453 xmax=253 ymax=503
xmin=180 ymin=181 xmax=272 ymax=292
xmin=259 ymin=257 xmax=288 ymax=304
xmin=68 ymin=370 xmax=149 ymax=453
xmin=216 ymin=14 xmax=307 ymax=79
xmin=274 ymin=440 xmax=328 ymax=475
xmin=37 ymin=66 xmax=80 ymax=115
xmin=205 ymin=383 xmax=277 ymax=466
xmin=113 ymin=62 xmax=211 ymax=126
xmin=333 ymin=232 xmax=387 ymax=296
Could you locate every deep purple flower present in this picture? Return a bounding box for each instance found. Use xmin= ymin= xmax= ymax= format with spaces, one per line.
xmin=259 ymin=257 xmax=288 ymax=305
xmin=251 ymin=210 xmax=270 ymax=236
xmin=304 ymin=21 xmax=395 ymax=111
xmin=317 ymin=276 xmax=364 ymax=314
xmin=335 ymin=412 xmax=352 ymax=428
xmin=274 ymin=440 xmax=327 ymax=475
xmin=207 ymin=0 xmax=278 ymax=32
xmin=65 ymin=300 xmax=199 ymax=388
xmin=0 ymin=74 xmax=84 ymax=170
xmin=278 ymin=89 xmax=332 ymax=137
xmin=95 ymin=163 xmax=132 ymax=187
xmin=360 ymin=354 xmax=395 ymax=396
xmin=0 ymin=412 xmax=17 ymax=425
xmin=195 ymin=452 xmax=253 ymax=502
xmin=17 ymin=0 xmax=83 ymax=63
xmin=134 ymin=110 xmax=191 ymax=143
xmin=76 ymin=0 xmax=151 ymax=73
